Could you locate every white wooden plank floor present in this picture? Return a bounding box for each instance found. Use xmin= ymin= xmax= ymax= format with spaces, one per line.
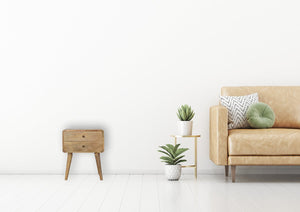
xmin=1 ymin=174 xmax=300 ymax=212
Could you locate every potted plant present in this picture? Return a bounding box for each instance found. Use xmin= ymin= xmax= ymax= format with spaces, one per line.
xmin=177 ymin=104 xmax=195 ymax=136
xmin=158 ymin=144 xmax=189 ymax=181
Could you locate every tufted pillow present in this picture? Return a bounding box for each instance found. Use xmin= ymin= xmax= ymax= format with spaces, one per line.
xmin=220 ymin=93 xmax=259 ymax=129
xmin=246 ymin=102 xmax=275 ymax=128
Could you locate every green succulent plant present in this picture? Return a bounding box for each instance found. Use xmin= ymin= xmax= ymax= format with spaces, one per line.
xmin=177 ymin=104 xmax=195 ymax=121
xmin=158 ymin=144 xmax=189 ymax=165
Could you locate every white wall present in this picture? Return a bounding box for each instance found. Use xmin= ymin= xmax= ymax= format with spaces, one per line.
xmin=1 ymin=0 xmax=300 ymax=174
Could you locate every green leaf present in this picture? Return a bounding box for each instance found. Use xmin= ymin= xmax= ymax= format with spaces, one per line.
xmin=173 ymin=155 xmax=185 ymax=163
xmin=166 ymin=144 xmax=176 ymax=158
xmin=159 ymin=146 xmax=172 ymax=156
xmin=174 ymin=159 xmax=187 ymax=165
xmin=165 ymin=144 xmax=174 ymax=151
xmin=174 ymin=148 xmax=189 ymax=157
xmin=165 ymin=161 xmax=173 ymax=165
xmin=159 ymin=143 xmax=189 ymax=165
xmin=177 ymin=104 xmax=194 ymax=121
xmin=177 ymin=112 xmax=181 ymax=120
xmin=187 ymin=111 xmax=195 ymax=121
xmin=160 ymin=156 xmax=170 ymax=160
xmin=158 ymin=150 xmax=172 ymax=157
xmin=186 ymin=106 xmax=191 ymax=115
xmin=173 ymin=144 xmax=180 ymax=154
xmin=160 ymin=156 xmax=173 ymax=164
xmin=181 ymin=110 xmax=187 ymax=121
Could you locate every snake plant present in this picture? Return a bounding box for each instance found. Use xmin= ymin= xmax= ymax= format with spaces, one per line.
xmin=177 ymin=104 xmax=195 ymax=121
xmin=158 ymin=144 xmax=189 ymax=165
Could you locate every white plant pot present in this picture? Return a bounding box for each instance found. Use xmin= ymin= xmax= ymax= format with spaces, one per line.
xmin=177 ymin=121 xmax=193 ymax=136
xmin=165 ymin=164 xmax=182 ymax=181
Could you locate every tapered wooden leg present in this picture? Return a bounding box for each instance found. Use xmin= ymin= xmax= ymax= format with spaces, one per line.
xmin=225 ymin=165 xmax=229 ymax=177
xmin=194 ymin=137 xmax=197 ymax=179
xmin=231 ymin=165 xmax=236 ymax=183
xmin=65 ymin=153 xmax=73 ymax=180
xmin=95 ymin=153 xmax=103 ymax=180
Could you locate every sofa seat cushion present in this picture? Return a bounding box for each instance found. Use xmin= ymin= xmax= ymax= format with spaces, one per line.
xmin=228 ymin=129 xmax=300 ymax=155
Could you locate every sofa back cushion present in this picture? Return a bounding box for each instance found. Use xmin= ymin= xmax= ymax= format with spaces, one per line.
xmin=221 ymin=86 xmax=300 ymax=128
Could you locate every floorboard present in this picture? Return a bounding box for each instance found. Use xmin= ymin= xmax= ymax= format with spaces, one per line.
xmin=38 ymin=175 xmax=87 ymax=211
xmin=99 ymin=175 xmax=129 ymax=212
xmin=78 ymin=175 xmax=115 ymax=212
xmin=139 ymin=175 xmax=160 ymax=212
xmin=119 ymin=175 xmax=143 ymax=212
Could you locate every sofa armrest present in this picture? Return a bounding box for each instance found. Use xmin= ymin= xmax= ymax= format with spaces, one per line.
xmin=210 ymin=105 xmax=228 ymax=165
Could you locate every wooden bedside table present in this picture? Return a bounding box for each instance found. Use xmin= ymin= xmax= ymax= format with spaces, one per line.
xmin=63 ymin=129 xmax=104 ymax=180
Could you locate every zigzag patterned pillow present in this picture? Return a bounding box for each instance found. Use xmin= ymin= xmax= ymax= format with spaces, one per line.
xmin=220 ymin=93 xmax=259 ymax=129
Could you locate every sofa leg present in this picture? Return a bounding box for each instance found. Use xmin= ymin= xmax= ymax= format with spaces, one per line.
xmin=225 ymin=165 xmax=229 ymax=177
xmin=231 ymin=165 xmax=236 ymax=183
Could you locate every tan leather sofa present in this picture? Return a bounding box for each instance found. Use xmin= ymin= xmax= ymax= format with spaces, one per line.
xmin=210 ymin=86 xmax=300 ymax=182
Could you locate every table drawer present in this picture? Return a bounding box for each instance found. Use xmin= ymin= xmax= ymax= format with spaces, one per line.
xmin=63 ymin=130 xmax=103 ymax=142
xmin=63 ymin=142 xmax=104 ymax=153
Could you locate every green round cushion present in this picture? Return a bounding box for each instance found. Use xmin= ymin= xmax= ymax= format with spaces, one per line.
xmin=246 ymin=102 xmax=275 ymax=129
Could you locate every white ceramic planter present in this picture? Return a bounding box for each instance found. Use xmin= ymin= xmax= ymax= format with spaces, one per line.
xmin=165 ymin=164 xmax=181 ymax=181
xmin=177 ymin=121 xmax=193 ymax=136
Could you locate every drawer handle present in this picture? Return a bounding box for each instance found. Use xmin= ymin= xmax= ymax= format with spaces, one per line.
xmin=82 ymin=145 xmax=85 ymax=148
xmin=82 ymin=135 xmax=85 ymax=138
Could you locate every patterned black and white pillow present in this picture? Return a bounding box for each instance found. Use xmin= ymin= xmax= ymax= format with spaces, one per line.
xmin=220 ymin=93 xmax=259 ymax=129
